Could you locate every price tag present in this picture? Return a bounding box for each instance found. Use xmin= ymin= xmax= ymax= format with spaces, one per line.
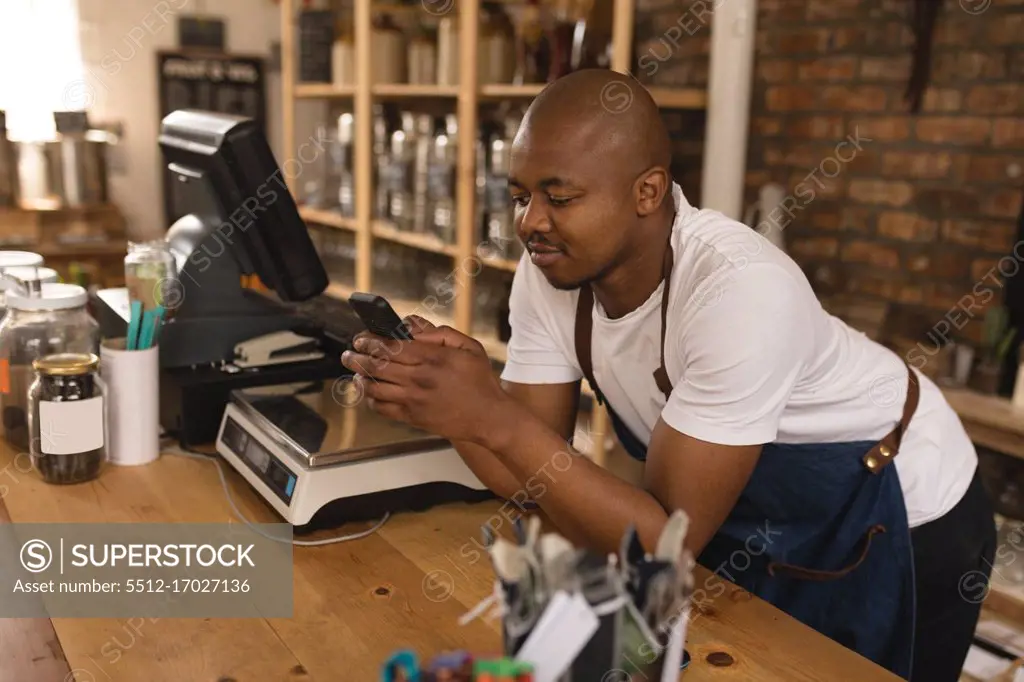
xmin=515 ymin=591 xmax=600 ymax=682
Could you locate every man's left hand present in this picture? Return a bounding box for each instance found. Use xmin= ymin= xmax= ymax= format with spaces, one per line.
xmin=340 ymin=317 xmax=511 ymax=445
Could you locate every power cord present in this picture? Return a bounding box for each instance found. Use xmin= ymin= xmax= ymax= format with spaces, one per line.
xmin=162 ymin=438 xmax=390 ymax=547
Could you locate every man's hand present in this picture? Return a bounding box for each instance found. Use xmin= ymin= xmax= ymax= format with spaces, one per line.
xmin=340 ymin=316 xmax=513 ymax=445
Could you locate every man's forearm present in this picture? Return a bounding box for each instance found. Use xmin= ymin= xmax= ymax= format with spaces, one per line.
xmin=450 ymin=439 xmax=524 ymax=500
xmin=476 ymin=404 xmax=670 ymax=555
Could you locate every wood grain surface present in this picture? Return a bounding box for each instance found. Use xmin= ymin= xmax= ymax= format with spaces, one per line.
xmin=0 ymin=442 xmax=901 ymax=681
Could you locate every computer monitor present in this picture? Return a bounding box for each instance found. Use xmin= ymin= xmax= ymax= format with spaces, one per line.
xmin=158 ymin=109 xmax=328 ymax=302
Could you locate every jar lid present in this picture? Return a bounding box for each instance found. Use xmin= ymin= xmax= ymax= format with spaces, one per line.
xmin=7 ymin=282 xmax=87 ymax=310
xmin=33 ymin=353 xmax=99 ymax=376
xmin=0 ymin=251 xmax=44 ymax=270
xmin=1 ymin=266 xmax=59 ymax=286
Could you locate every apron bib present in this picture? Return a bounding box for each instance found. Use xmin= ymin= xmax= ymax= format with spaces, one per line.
xmin=573 ymin=237 xmax=919 ymax=679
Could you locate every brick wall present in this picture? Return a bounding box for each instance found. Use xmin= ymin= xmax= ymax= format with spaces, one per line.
xmin=636 ymin=0 xmax=1024 ymax=367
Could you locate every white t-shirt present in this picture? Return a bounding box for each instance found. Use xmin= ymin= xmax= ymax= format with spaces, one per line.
xmin=500 ymin=183 xmax=977 ymax=529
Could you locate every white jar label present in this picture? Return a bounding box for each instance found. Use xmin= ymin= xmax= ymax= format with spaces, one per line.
xmin=38 ymin=397 xmax=104 ymax=455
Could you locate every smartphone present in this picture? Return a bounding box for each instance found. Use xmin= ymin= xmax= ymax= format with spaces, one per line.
xmin=348 ymin=292 xmax=414 ymax=341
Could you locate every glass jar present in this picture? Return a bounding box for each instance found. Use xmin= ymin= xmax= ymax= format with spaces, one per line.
xmin=28 ymin=352 xmax=105 ymax=485
xmin=124 ymin=240 xmax=178 ymax=315
xmin=0 ymin=283 xmax=100 ymax=451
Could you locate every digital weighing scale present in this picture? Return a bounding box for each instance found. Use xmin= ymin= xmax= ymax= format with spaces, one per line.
xmin=215 ymin=380 xmax=494 ymax=532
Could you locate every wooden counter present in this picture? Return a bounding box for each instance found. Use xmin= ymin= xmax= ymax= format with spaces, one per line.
xmin=0 ymin=443 xmax=900 ymax=682
xmin=943 ymin=387 xmax=1024 ymax=461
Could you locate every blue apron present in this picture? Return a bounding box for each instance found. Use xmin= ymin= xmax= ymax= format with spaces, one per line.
xmin=573 ymin=239 xmax=919 ymax=680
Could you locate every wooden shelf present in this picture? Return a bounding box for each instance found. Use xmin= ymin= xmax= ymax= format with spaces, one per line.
xmin=370 ymin=221 xmax=458 ymax=256
xmin=941 ymin=386 xmax=1024 ymax=461
xmin=480 ymin=83 xmax=546 ymax=99
xmin=295 ymin=83 xmax=355 ymax=98
xmin=299 ymin=206 xmax=358 ymax=232
xmin=327 ymin=279 xmax=456 ymax=329
xmin=35 ymin=240 xmax=128 ymax=257
xmin=480 ymin=254 xmax=518 ymax=272
xmin=479 ymin=84 xmax=706 ymax=109
xmin=649 ymin=87 xmax=707 ymax=109
xmin=982 ymin=572 xmax=1024 ymax=626
xmin=372 ymin=83 xmax=460 ymax=98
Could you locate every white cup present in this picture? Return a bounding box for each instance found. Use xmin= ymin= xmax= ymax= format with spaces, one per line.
xmin=100 ymin=337 xmax=160 ymax=466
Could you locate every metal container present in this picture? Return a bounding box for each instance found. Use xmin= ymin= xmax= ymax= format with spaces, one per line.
xmin=412 ymin=114 xmax=435 ymax=234
xmin=407 ymin=33 xmax=437 ymax=85
xmin=0 ymin=112 xmax=17 ymax=207
xmin=336 ymin=113 xmax=356 ymax=217
xmin=486 ymin=120 xmax=521 ymax=258
xmin=387 ymin=113 xmax=417 ymax=231
xmin=47 ymin=131 xmax=110 ymax=206
xmin=429 ymin=115 xmax=458 ymax=244
xmin=16 ymin=130 xmax=113 ymax=209
xmin=372 ymin=105 xmax=390 ymax=219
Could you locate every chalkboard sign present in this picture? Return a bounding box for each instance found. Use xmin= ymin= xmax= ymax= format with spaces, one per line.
xmin=157 ymin=50 xmax=267 ymax=226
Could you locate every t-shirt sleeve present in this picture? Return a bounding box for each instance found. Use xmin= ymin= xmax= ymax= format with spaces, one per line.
xmin=499 ymin=264 xmax=584 ymax=385
xmin=661 ymin=263 xmax=812 ymax=446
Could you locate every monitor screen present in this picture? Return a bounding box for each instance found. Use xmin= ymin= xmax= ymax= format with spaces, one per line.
xmin=158 ymin=109 xmax=328 ymax=303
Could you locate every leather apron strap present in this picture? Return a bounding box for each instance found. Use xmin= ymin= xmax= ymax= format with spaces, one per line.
xmin=574 ymin=235 xmax=674 ymax=405
xmin=572 ymin=230 xmax=921 ymax=478
xmin=862 ymin=366 xmax=920 ymax=474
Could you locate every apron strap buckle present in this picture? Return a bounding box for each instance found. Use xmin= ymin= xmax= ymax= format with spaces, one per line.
xmin=861 ymin=364 xmax=921 ymax=474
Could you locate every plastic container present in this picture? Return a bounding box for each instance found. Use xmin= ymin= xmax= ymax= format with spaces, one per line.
xmin=100 ymin=337 xmax=159 ymax=467
xmin=0 ymin=251 xmax=45 ymax=313
xmin=0 ymin=265 xmax=58 ymax=319
xmin=28 ymin=352 xmax=106 ymax=484
xmin=0 ymin=283 xmax=100 ymax=451
xmin=0 ymin=250 xmax=44 ymax=271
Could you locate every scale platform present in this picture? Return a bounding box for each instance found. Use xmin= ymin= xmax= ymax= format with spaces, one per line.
xmin=215 ymin=379 xmax=494 ymax=533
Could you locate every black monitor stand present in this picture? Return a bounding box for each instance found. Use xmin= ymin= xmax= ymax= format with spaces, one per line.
xmin=158 ymin=213 xmax=305 ymax=369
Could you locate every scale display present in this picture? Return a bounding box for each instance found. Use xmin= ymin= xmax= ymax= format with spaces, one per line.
xmin=221 ymin=417 xmax=297 ymax=503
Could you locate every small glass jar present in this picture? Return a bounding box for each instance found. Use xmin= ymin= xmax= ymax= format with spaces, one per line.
xmin=28 ymin=352 xmax=106 ymax=485
xmin=124 ymin=241 xmax=178 ymax=315
xmin=0 ymin=283 xmax=100 ymax=450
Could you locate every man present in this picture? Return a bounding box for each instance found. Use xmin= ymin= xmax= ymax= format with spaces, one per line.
xmin=341 ymin=70 xmax=996 ymax=681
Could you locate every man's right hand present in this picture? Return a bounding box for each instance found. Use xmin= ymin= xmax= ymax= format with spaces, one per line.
xmin=380 ymin=314 xmax=581 ymax=501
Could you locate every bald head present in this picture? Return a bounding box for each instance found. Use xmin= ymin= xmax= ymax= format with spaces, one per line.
xmin=518 ymin=69 xmax=672 ymax=179
xmin=506 ymin=69 xmax=676 ymax=291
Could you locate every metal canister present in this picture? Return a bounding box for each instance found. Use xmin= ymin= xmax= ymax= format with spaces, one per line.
xmin=429 ymin=116 xmax=458 ymax=244
xmin=486 ymin=135 xmax=516 ymax=258
xmin=412 ymin=114 xmax=435 ymax=234
xmin=336 ymin=113 xmax=356 ymax=217
xmin=387 ymin=113 xmax=417 ymax=230
xmin=372 ymin=105 xmax=390 ymax=219
xmin=28 ymin=352 xmax=106 ymax=485
xmin=0 ymin=111 xmax=18 ymax=207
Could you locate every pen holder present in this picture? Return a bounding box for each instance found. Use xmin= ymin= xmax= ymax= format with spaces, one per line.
xmin=100 ymin=337 xmax=160 ymax=466
xmin=503 ymin=590 xmax=681 ymax=682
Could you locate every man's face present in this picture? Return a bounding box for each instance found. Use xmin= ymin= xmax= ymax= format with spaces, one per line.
xmin=507 ymin=122 xmax=637 ymax=290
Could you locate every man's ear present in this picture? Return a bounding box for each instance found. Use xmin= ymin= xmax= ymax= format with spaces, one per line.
xmin=634 ymin=167 xmax=671 ymax=217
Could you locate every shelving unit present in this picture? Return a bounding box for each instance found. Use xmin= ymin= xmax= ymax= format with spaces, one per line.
xmin=279 ymin=0 xmax=709 ymax=463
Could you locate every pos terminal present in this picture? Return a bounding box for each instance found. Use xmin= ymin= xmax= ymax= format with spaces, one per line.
xmin=92 ymin=110 xmax=491 ymax=530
